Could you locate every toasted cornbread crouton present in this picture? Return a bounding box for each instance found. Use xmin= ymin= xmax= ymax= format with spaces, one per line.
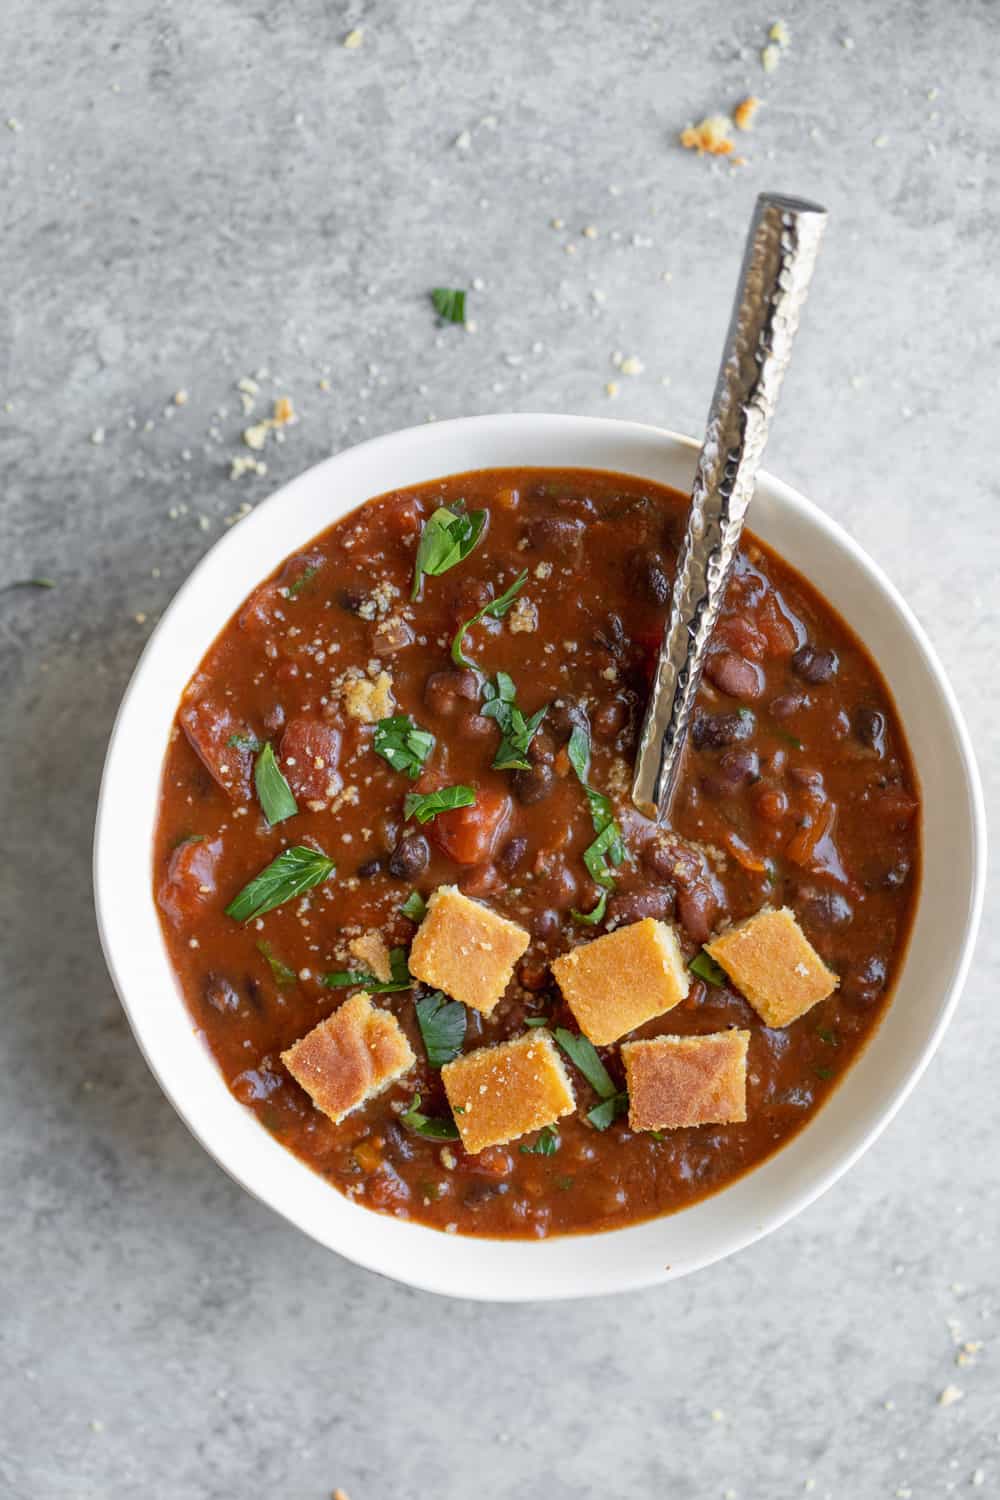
xmin=409 ymin=885 xmax=530 ymax=1014
xmin=706 ymin=906 xmax=838 ymax=1027
xmin=348 ymin=930 xmax=392 ymax=983
xmin=551 ymin=918 xmax=690 ymax=1046
xmin=441 ymin=1031 xmax=575 ymax=1153
xmin=281 ymin=991 xmax=415 ymax=1124
xmin=342 ymin=671 xmax=395 ymax=723
xmin=622 ymin=1031 xmax=749 ymax=1131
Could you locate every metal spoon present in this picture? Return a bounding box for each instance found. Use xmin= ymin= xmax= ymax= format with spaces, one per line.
xmin=631 ymin=191 xmax=827 ymax=823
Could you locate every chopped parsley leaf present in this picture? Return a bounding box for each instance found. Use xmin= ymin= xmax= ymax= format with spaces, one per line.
xmin=571 ymin=890 xmax=608 ymax=926
xmin=520 ymin=1125 xmax=560 ymax=1156
xmin=586 ymin=1093 xmax=628 ymax=1131
xmin=480 ymin=670 xmax=548 ymax=771
xmin=567 ymin=723 xmax=627 ymax=893
xmin=404 ymin=785 xmax=476 ymax=824
xmin=414 ymin=991 xmax=466 ymax=1068
xmin=373 ymin=714 xmax=435 ymax=779
xmin=225 ymin=845 xmax=335 ymax=922
xmin=227 ymin=731 xmax=263 ymax=753
xmin=451 ymin=570 xmax=529 ymax=670
xmin=257 ymin=940 xmax=297 ymax=986
xmin=399 ymin=889 xmax=427 ymax=922
xmin=689 ymin=949 xmax=727 ymax=986
xmin=400 ymin=1092 xmax=460 ymax=1140
xmin=554 ymin=1028 xmax=617 ymax=1099
xmin=254 ymin=742 xmax=298 ymax=826
xmin=323 ymin=946 xmax=412 ymax=993
xmin=285 ymin=563 xmax=321 ymax=598
xmin=411 ymin=502 xmax=487 ymax=600
xmin=430 ymin=287 xmax=466 ymax=324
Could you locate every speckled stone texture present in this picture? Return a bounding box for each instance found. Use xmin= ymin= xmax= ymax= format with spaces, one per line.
xmin=2 ymin=1 xmax=997 ymax=1496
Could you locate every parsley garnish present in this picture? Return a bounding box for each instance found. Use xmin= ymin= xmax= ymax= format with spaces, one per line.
xmin=254 ymin=742 xmax=298 ymax=826
xmin=415 ymin=991 xmax=466 ymax=1068
xmin=225 ymin=845 xmax=335 ymax=922
xmin=523 ymin=1015 xmax=549 ymax=1028
xmin=690 ymin=949 xmax=727 ymax=986
xmin=814 ymin=1065 xmax=835 ymax=1081
xmin=411 ymin=503 xmax=487 ymax=600
xmin=554 ymin=1027 xmax=627 ymax=1131
xmin=404 ymin=785 xmax=476 ymax=824
xmin=520 ymin=1125 xmax=560 ymax=1156
xmin=227 ymin=731 xmax=263 ymax=753
xmin=816 ymin=1027 xmax=840 ymax=1047
xmin=257 ymin=940 xmax=297 ymax=986
xmin=571 ymin=890 xmax=608 ymax=926
xmin=285 ymin=563 xmax=321 ymax=598
xmin=431 ymin=287 xmax=466 ymax=324
xmin=567 ymin=724 xmax=627 ymax=894
xmin=4 ymin=576 xmax=55 ymax=590
xmin=323 ymin=946 xmax=412 ymax=993
xmin=373 ymin=715 xmax=435 ymax=779
xmin=479 ymin=670 xmax=547 ymax=771
xmin=400 ymin=1093 xmax=460 ymax=1140
xmin=399 ymin=890 xmax=427 ymax=922
xmin=451 ymin=570 xmax=529 ymax=669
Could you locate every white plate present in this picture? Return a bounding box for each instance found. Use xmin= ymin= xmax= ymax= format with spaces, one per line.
xmin=93 ymin=416 xmax=986 ymax=1301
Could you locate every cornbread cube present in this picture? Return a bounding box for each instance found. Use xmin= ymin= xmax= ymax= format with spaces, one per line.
xmin=551 ymin=918 xmax=690 ymax=1046
xmin=621 ymin=1031 xmax=750 ymax=1131
xmin=441 ymin=1031 xmax=575 ymax=1154
xmin=706 ymin=906 xmax=838 ymax=1027
xmin=280 ymin=991 xmax=415 ymax=1125
xmin=408 ymin=885 xmax=530 ymax=1015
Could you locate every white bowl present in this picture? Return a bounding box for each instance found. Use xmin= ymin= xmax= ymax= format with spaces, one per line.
xmin=93 ymin=416 xmax=986 ymax=1301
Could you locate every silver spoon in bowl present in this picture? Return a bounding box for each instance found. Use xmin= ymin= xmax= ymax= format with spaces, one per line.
xmin=631 ymin=191 xmax=828 ymax=823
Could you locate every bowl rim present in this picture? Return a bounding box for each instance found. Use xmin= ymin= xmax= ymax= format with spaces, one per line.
xmin=93 ymin=414 xmax=987 ymax=1300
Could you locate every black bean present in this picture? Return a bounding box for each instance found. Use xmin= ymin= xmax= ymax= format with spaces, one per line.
xmin=204 ymin=973 xmax=240 ymax=1013
xmin=797 ymin=888 xmax=854 ymax=930
xmin=704 ymin=650 xmax=763 ymax=701
xmin=357 ymin=857 xmax=383 ymax=878
xmin=628 ymin=549 xmax=672 ymax=606
xmin=511 ymin=763 xmax=556 ymax=805
xmin=691 ymin=711 xmax=755 ymax=750
xmin=853 ymin=706 xmax=886 ymax=755
xmin=497 ymin=836 xmax=528 ymax=873
xmin=594 ymin=613 xmax=628 ymax=658
xmin=592 ymin=698 xmax=628 ymax=741
xmin=606 ymin=885 xmax=676 ymax=925
xmin=388 ymin=833 xmax=430 ymax=880
xmin=338 ymin=588 xmax=366 ymax=614
xmin=791 ymin=643 xmax=839 ymax=684
xmin=844 ymin=955 xmax=888 ymax=1009
xmin=547 ymin=700 xmax=589 ymax=743
xmin=770 ymin=692 xmax=805 ymax=720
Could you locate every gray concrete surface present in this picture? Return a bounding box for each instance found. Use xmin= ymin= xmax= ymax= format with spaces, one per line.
xmin=2 ymin=1 xmax=998 ymax=1496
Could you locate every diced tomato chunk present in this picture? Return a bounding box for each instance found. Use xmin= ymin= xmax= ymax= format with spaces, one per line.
xmin=179 ymin=696 xmax=253 ymax=800
xmin=430 ymin=787 xmax=512 ymax=865
xmin=158 ymin=837 xmax=223 ymax=928
xmin=279 ymin=718 xmax=343 ymax=802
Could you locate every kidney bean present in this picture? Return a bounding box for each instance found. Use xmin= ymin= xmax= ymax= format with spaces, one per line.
xmin=692 ymin=711 xmax=755 ymax=750
xmin=424 ymin=668 xmax=479 ymax=716
xmin=497 ymin=836 xmax=528 ymax=873
xmin=204 ymin=973 xmax=240 ymax=1014
xmin=676 ymin=884 xmax=717 ymax=945
xmin=703 ymin=650 xmax=764 ymax=701
xmin=388 ymin=833 xmax=430 ymax=880
xmin=525 ymin=515 xmax=584 ymax=564
xmin=459 ymin=863 xmax=500 ymax=897
xmin=512 ymin=762 xmax=556 ymax=805
xmin=383 ymin=1122 xmax=417 ymax=1164
xmin=606 ymin=885 xmax=675 ymax=925
xmin=459 ymin=711 xmax=496 ymax=740
xmin=792 ymin=643 xmax=839 ymax=683
xmin=594 ymin=613 xmax=628 ymax=658
xmin=853 ymin=706 xmax=886 ymax=755
xmin=528 ymin=730 xmax=556 ymax=764
xmin=713 ymin=612 xmax=767 ymax=661
xmin=716 ymin=747 xmax=760 ymax=786
xmin=592 ymin=698 xmax=628 ymax=741
xmin=769 ymin=692 xmax=805 ymax=720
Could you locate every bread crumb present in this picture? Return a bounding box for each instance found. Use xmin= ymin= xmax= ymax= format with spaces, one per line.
xmin=90 ymin=427 xmax=106 ymax=445
xmin=733 ymin=96 xmax=761 ymax=131
xmin=605 ymin=381 xmax=619 ymax=398
xmin=343 ymin=28 xmax=363 ymax=48
xmin=341 ymin=670 xmax=395 ymax=723
xmin=173 ymin=389 xmax=189 ymax=406
xmin=508 ymin=596 xmax=538 ymax=633
xmin=938 ymin=1384 xmax=964 ymax=1407
xmin=620 ymin=355 xmax=644 ymax=376
xmin=680 ymin=115 xmax=733 ymax=157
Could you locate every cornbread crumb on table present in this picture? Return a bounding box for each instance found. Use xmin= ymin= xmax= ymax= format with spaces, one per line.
xmin=622 ymin=1031 xmax=750 ymax=1131
xmin=409 ymin=885 xmax=530 ymax=1015
xmin=441 ymin=1031 xmax=575 ymax=1153
xmin=551 ymin=918 xmax=690 ymax=1046
xmin=706 ymin=907 xmax=838 ymax=1027
xmin=281 ymin=991 xmax=415 ymax=1124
